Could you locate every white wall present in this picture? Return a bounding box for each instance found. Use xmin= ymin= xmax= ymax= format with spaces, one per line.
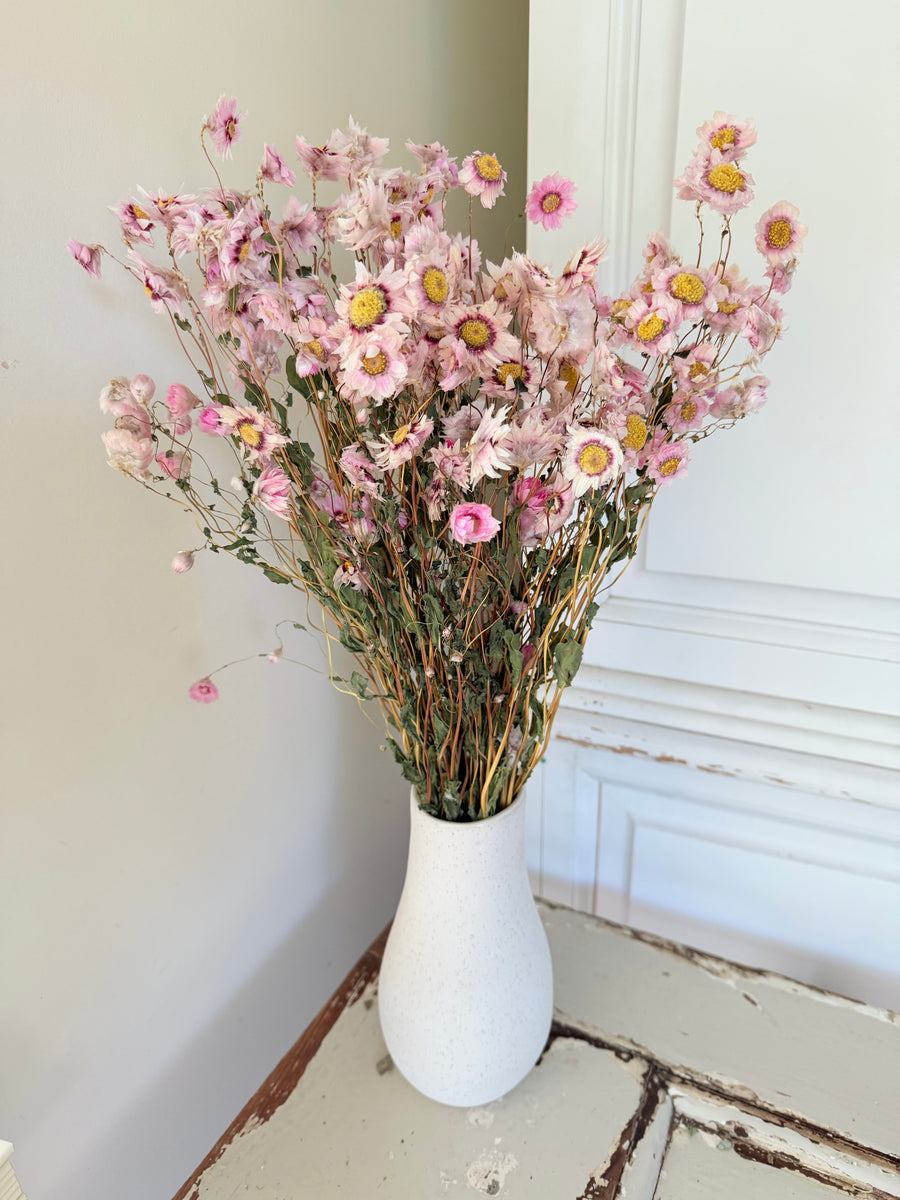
xmin=0 ymin=4 xmax=528 ymax=1198
xmin=527 ymin=0 xmax=900 ymax=1007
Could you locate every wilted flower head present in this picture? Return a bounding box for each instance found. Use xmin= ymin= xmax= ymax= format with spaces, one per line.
xmin=67 ymin=239 xmax=102 ymax=278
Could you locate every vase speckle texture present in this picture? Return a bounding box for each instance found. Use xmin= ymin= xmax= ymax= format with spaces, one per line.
xmin=378 ymin=789 xmax=554 ymax=1106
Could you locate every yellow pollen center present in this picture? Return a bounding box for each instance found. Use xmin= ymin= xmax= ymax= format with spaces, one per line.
xmin=362 ymin=351 xmax=388 ymax=377
xmin=577 ymin=444 xmax=610 ymax=475
xmin=132 ymin=205 xmax=150 ymax=220
xmin=689 ymin=362 xmax=710 ymax=380
xmin=144 ymin=284 xmax=154 ymax=298
xmin=559 ymin=363 xmax=580 ymax=393
xmin=475 ymin=154 xmax=502 ymax=181
xmin=707 ymin=163 xmax=745 ymax=194
xmin=710 ymin=127 xmax=736 ymax=150
xmin=348 ymin=286 xmax=387 ymax=330
xmin=238 ymin=240 xmax=251 ymax=262
xmin=670 ymin=272 xmax=706 ymax=304
xmin=767 ymin=218 xmax=793 ymax=248
xmin=389 ymin=218 xmax=403 ymax=238
xmin=392 ymin=424 xmax=411 ymax=445
xmin=459 ymin=317 xmax=491 ymax=349
xmin=611 ymin=298 xmax=631 ymax=319
xmin=541 ymin=192 xmax=561 ymax=213
xmin=238 ymin=422 xmax=262 ymax=448
xmin=718 ymin=298 xmax=739 ymax=314
xmin=680 ymin=400 xmax=697 ymax=422
xmin=659 ymin=456 xmax=680 ymax=476
xmin=623 ymin=414 xmax=648 ymax=451
xmin=422 ymin=267 xmax=449 ymax=304
xmin=637 ymin=313 xmax=666 ymax=342
xmin=495 ymin=362 xmax=526 ymax=384
xmin=305 ymin=338 xmax=325 ymax=361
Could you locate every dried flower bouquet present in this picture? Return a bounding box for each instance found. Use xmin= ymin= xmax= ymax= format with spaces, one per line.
xmin=71 ymin=102 xmax=805 ymax=820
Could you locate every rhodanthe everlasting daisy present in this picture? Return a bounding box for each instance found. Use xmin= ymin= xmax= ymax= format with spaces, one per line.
xmin=676 ymin=150 xmax=755 ymax=215
xmin=340 ymin=444 xmax=384 ymax=498
xmin=252 ymin=464 xmax=293 ymax=517
xmin=526 ymin=174 xmax=578 ymax=230
xmin=562 ymin=428 xmax=623 ymax=496
xmin=261 ymin=144 xmax=296 ymax=187
xmin=653 ymin=266 xmax=721 ymax=321
xmin=625 ymin=294 xmax=681 ymax=356
xmin=459 ymin=151 xmax=507 ymax=208
xmin=646 ymin=434 xmax=689 ymax=485
xmin=102 ymin=428 xmax=154 ymax=480
xmin=67 ymin=239 xmax=102 ymax=278
xmin=755 ymin=202 xmax=807 ymax=266
xmin=696 ymin=112 xmax=757 ymax=160
xmin=369 ymin=415 xmax=435 ymax=470
xmin=218 ymin=406 xmax=290 ymax=463
xmin=341 ymin=328 xmax=408 ymax=401
xmin=664 ymin=391 xmax=710 ymax=434
xmin=205 ymin=96 xmax=246 ymax=158
xmin=439 ymin=299 xmax=519 ymax=389
xmin=189 ymin=678 xmax=219 ymax=703
xmin=449 ymin=502 xmax=501 ymax=545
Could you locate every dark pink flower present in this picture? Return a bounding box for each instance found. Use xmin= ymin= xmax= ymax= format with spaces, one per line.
xmin=261 ymin=144 xmax=296 ymax=187
xmin=205 ymin=96 xmax=246 ymax=159
xmin=449 ymin=502 xmax=500 ymax=545
xmin=67 ymin=239 xmax=102 ymax=278
xmin=166 ymin=383 xmax=201 ymax=417
xmin=189 ymin=678 xmax=219 ymax=703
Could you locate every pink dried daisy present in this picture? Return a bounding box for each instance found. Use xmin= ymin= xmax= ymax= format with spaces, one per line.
xmin=189 ymin=678 xmax=219 ymax=703
xmin=755 ymin=202 xmax=807 ymax=267
xmin=218 ymin=406 xmax=290 ymax=463
xmin=696 ymin=112 xmax=757 ymax=161
xmin=526 ymin=174 xmax=577 ymax=230
xmin=261 ymin=144 xmax=296 ymax=187
xmin=562 ymin=428 xmax=623 ymax=497
xmin=67 ymin=239 xmax=102 ymax=279
xmin=205 ymin=96 xmax=246 ymax=159
xmin=676 ymin=150 xmax=755 ymax=216
xmin=449 ymin=502 xmax=501 ymax=545
xmin=625 ymin=294 xmax=681 ymax=357
xmin=252 ymin=464 xmax=293 ymax=517
xmin=459 ymin=151 xmax=507 ymax=209
xmin=341 ymin=328 xmax=408 ymax=401
xmin=664 ymin=391 xmax=710 ymax=434
xmin=653 ymin=265 xmax=721 ymax=321
xmin=111 ymin=199 xmax=156 ymax=245
xmin=369 ymin=415 xmax=434 ymax=471
xmin=646 ymin=435 xmax=689 ymax=486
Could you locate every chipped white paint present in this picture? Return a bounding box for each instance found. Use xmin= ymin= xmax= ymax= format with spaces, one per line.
xmin=184 ymin=904 xmax=900 ymax=1199
xmin=543 ymin=904 xmax=900 ymax=1158
xmin=379 ymin=791 xmax=553 ymax=1106
xmin=0 ymin=1143 xmax=26 ymax=1200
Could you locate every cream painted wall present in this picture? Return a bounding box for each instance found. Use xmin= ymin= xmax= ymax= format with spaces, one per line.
xmin=0 ymin=3 xmax=528 ymax=1198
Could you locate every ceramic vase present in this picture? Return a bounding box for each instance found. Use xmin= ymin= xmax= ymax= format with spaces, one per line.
xmin=378 ymin=788 xmax=553 ymax=1106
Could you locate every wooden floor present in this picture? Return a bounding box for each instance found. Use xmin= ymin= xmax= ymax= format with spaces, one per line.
xmin=174 ymin=902 xmax=900 ymax=1199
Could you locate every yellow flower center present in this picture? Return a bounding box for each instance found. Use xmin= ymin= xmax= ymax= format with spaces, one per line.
xmin=422 ymin=266 xmax=449 ymax=304
xmin=710 ymin=126 xmax=736 ymax=151
xmin=637 ymin=313 xmax=666 ymax=342
xmin=718 ymin=297 xmax=739 ymax=314
xmin=679 ymin=400 xmax=697 ymax=422
xmin=475 ymin=153 xmax=502 ymax=182
xmin=623 ymin=414 xmax=648 ymax=451
xmin=132 ymin=205 xmax=150 ymax=220
xmin=707 ymin=163 xmax=746 ymax=194
xmin=238 ymin=421 xmax=262 ymax=448
xmin=157 ymin=196 xmax=176 ymax=210
xmin=495 ymin=362 xmax=526 ymax=385
xmin=541 ymin=192 xmax=561 ymax=213
xmin=392 ymin=424 xmax=411 ymax=445
xmin=363 ymin=351 xmax=388 ymax=377
xmin=611 ymin=298 xmax=631 ymax=320
xmin=238 ymin=240 xmax=251 ymax=262
xmin=689 ymin=361 xmax=710 ymax=380
xmin=226 ymin=118 xmax=237 ymax=140
xmin=348 ymin=286 xmax=387 ymax=330
xmin=669 ymin=272 xmax=706 ymax=304
xmin=459 ymin=317 xmax=491 ymax=349
xmin=559 ymin=363 xmax=580 ymax=393
xmin=577 ymin=443 xmax=610 ymax=475
xmin=659 ymin=455 xmax=681 ymax=476
xmin=389 ymin=218 xmax=403 ymax=238
xmin=766 ymin=218 xmax=793 ymax=248
xmin=305 ymin=338 xmax=325 ymax=361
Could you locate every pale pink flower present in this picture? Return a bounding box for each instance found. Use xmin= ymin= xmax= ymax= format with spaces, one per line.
xmin=369 ymin=415 xmax=434 ymax=470
xmin=765 ymin=259 xmax=798 ymax=295
xmin=481 ymin=356 xmax=537 ymax=401
xmin=459 ymin=151 xmax=507 ymax=208
xmin=423 ymin=475 xmax=448 ymax=520
xmin=558 ymin=238 xmax=608 ymax=294
xmin=449 ymin=502 xmax=501 ymax=545
xmin=127 ymin=251 xmax=188 ymax=314
xmin=625 ymin=294 xmax=681 ymax=356
xmin=172 ymin=551 xmax=195 ymax=573
xmin=156 ymin=449 xmax=191 ymax=479
xmin=641 ymin=230 xmax=679 ymax=273
xmin=675 ymin=150 xmax=755 ymax=215
xmin=99 ymin=377 xmax=133 ymax=415
xmin=341 ymin=327 xmax=408 ymax=400
xmin=526 ymin=174 xmax=577 ymax=230
xmin=506 ymin=413 xmax=564 ymax=469
xmin=646 ymin=433 xmax=689 ymax=486
xmin=653 ymin=265 xmax=721 ymax=321
xmin=205 ymin=96 xmax=246 ymax=158
xmin=562 ymin=428 xmax=623 ymax=496
xmin=527 ymin=289 xmax=595 ymax=361
xmin=755 ymin=201 xmax=807 ymax=266
xmin=111 ymin=199 xmax=155 ymax=245
xmin=329 ymin=118 xmax=390 ymax=175
xmin=252 ymin=464 xmax=292 ymax=516
xmin=664 ymin=391 xmax=710 ymax=434
xmin=427 ymin=440 xmax=470 ymax=489
xmin=515 ymin=474 xmax=574 ymax=546
xmin=672 ymin=343 xmax=719 ymax=394
xmin=467 ymin=405 xmax=514 ymax=483
xmin=696 ymin=112 xmax=757 ymax=161
xmin=712 ymin=374 xmax=769 ymax=419
xmin=166 ymin=383 xmax=201 ymax=417
xmin=334 ymin=262 xmax=411 ymax=344
xmin=340 ymin=444 xmax=383 ymax=498
xmin=128 ymin=375 xmax=155 ymax=404
xmin=67 ymin=239 xmax=102 ymax=278
xmin=707 ymin=264 xmax=753 ymax=333
xmin=218 ymin=406 xmax=290 ymax=463
xmin=438 ymin=299 xmax=519 ymax=389
xmin=295 ymin=134 xmax=350 ymax=181
xmin=189 ymin=678 xmax=219 ymax=703
xmin=276 ymin=195 xmax=318 ymax=263
xmin=261 ymin=144 xmax=296 ymax=186
xmin=102 ymin=428 xmax=154 ymax=480
xmin=333 ymin=559 xmax=369 ymax=592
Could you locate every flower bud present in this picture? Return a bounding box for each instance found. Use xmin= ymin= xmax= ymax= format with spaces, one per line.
xmin=130 ymin=374 xmax=156 ymax=404
xmin=172 ymin=550 xmax=195 ymax=573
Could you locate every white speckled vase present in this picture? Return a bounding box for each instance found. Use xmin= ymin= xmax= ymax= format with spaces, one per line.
xmin=378 ymin=789 xmax=553 ymax=1106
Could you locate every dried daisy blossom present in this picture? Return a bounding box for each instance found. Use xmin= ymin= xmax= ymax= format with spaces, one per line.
xmin=71 ymin=103 xmax=804 ymax=819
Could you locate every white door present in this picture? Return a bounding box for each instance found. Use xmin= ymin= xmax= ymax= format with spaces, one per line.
xmin=525 ymin=0 xmax=900 ymax=1008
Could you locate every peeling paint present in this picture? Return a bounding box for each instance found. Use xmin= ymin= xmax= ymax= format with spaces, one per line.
xmin=465 ymin=1150 xmax=518 ymax=1194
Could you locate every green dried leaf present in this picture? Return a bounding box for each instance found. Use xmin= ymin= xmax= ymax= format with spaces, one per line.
xmin=552 ymin=636 xmax=583 ymax=689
